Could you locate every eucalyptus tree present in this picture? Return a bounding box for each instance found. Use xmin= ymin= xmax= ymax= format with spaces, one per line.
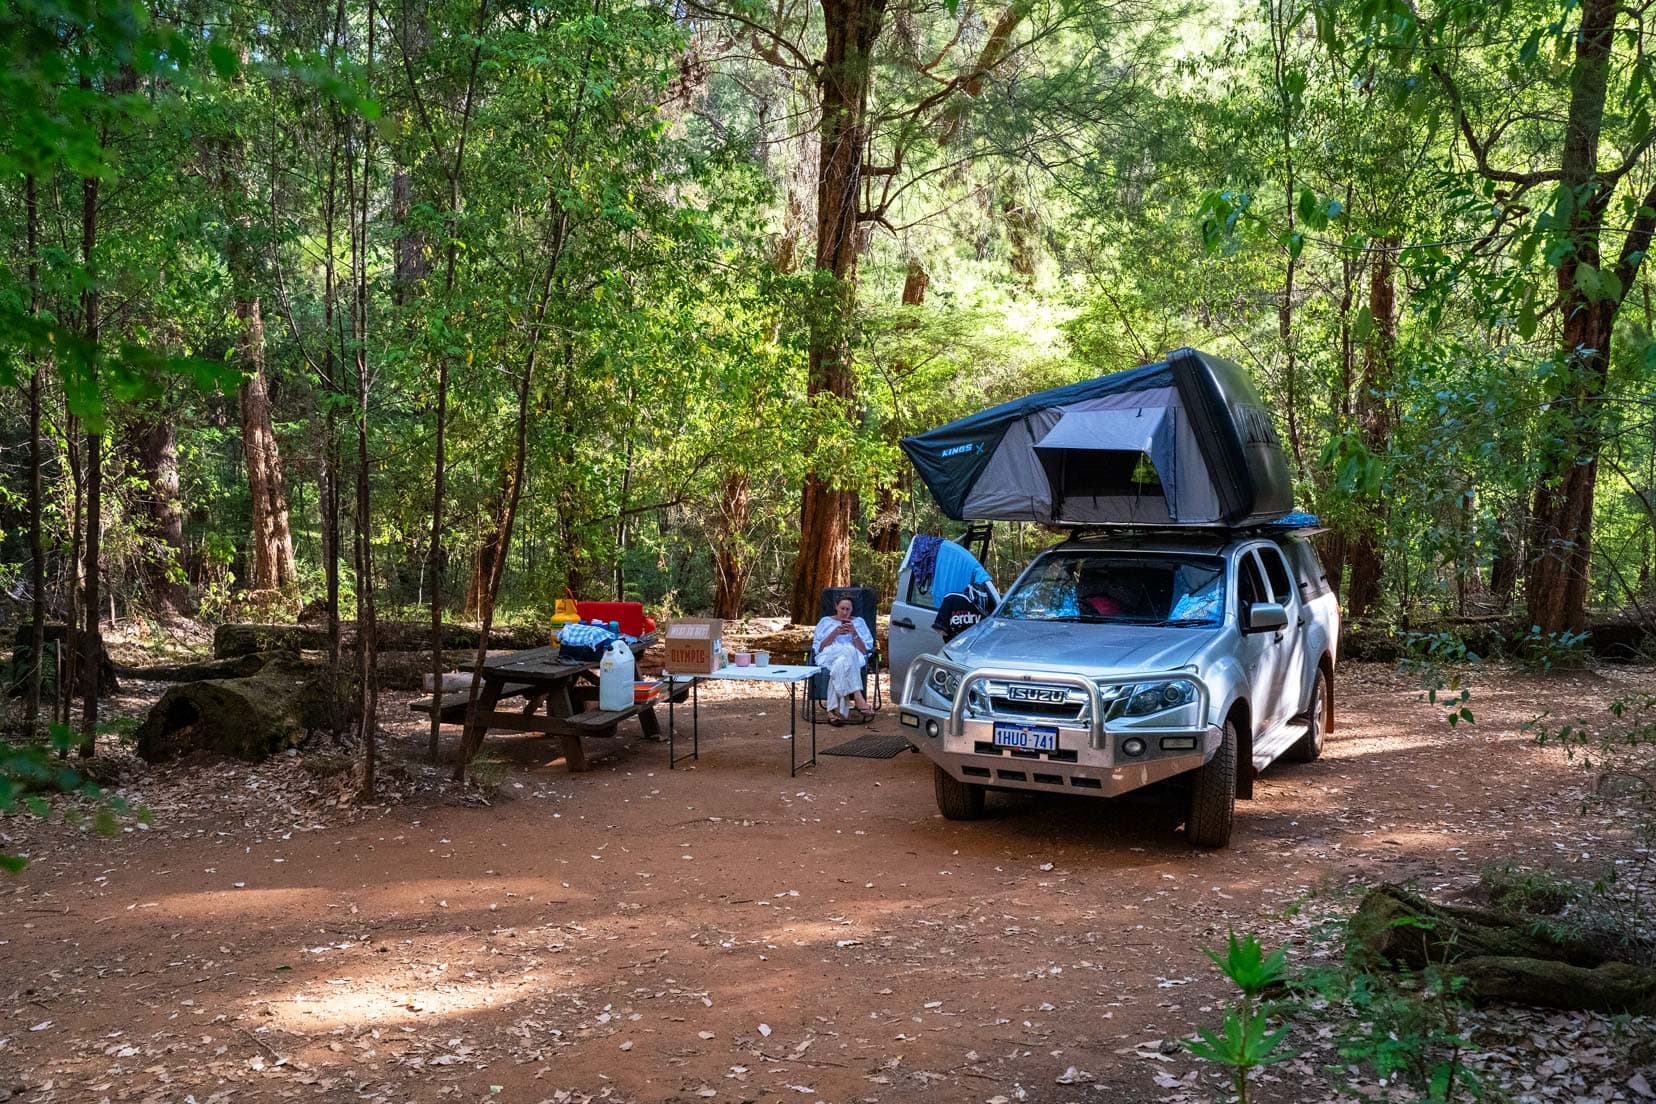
xmin=1325 ymin=0 xmax=1656 ymax=632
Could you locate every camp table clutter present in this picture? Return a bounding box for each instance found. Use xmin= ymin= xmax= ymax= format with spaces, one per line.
xmin=411 ymin=638 xmax=683 ymax=773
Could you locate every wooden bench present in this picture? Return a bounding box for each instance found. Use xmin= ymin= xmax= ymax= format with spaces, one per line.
xmin=411 ymin=673 xmax=689 ymax=773
xmin=410 ymin=682 xmax=534 ymax=725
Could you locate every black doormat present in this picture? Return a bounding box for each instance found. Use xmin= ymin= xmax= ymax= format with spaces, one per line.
xmin=821 ymin=731 xmax=913 ymax=759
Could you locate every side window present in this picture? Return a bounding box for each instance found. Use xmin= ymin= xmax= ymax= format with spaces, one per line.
xmin=1236 ymin=552 xmax=1266 ymax=609
xmin=1283 ymin=538 xmax=1332 ymax=600
xmin=906 ymin=569 xmax=939 ymax=611
xmin=1259 ymin=546 xmax=1295 ymax=606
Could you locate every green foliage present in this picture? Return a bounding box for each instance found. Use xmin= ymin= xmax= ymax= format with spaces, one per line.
xmin=1509 ymin=625 xmax=1592 ymax=671
xmin=1399 ymin=632 xmax=1477 ymax=727
xmin=1186 ymin=933 xmax=1295 ymax=1103
xmin=0 ymin=723 xmax=148 ymax=873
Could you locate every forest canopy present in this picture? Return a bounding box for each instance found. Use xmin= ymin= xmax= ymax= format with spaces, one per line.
xmin=2 ymin=0 xmax=1654 ymax=678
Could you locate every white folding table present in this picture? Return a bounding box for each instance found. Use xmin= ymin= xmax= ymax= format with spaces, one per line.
xmin=665 ymin=664 xmax=824 ymax=776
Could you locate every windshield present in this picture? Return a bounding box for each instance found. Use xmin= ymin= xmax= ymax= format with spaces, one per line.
xmin=997 ymin=550 xmax=1226 ymax=625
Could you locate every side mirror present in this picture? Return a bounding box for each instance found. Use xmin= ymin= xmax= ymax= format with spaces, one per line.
xmin=1244 ymin=602 xmax=1289 ymax=633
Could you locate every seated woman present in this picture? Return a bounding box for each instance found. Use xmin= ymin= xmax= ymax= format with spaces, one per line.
xmin=813 ymin=596 xmax=877 ymax=724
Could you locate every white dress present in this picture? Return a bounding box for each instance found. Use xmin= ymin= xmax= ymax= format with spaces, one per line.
xmin=813 ymin=615 xmax=873 ymax=717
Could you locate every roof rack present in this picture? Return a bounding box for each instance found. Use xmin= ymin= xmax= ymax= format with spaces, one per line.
xmin=1057 ymin=512 xmax=1325 ymax=543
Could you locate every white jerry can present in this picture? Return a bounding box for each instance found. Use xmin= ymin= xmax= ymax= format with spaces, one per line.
xmin=598 ymin=640 xmax=635 ymax=711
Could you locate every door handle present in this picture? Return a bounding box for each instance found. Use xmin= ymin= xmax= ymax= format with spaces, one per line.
xmin=891 ymin=617 xmax=917 ymax=630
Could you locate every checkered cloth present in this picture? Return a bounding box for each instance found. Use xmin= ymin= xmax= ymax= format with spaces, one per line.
xmin=558 ymin=621 xmax=621 ymax=661
xmin=559 ymin=622 xmax=618 ymax=649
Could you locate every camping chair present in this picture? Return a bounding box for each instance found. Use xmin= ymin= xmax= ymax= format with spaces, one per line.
xmin=802 ymin=586 xmax=883 ymax=725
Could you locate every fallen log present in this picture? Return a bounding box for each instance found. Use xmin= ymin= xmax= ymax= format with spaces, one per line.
xmin=1350 ymin=884 xmax=1656 ymax=1014
xmin=374 ymin=649 xmax=513 ymax=691
xmin=134 ymin=657 xmax=354 ymax=763
xmin=213 ymin=621 xmax=550 ymax=659
xmin=1341 ymin=615 xmax=1653 ymax=663
xmin=114 ymin=652 xmax=274 ymax=683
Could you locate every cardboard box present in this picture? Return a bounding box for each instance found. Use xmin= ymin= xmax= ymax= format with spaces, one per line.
xmin=664 ymin=618 xmax=725 ymax=675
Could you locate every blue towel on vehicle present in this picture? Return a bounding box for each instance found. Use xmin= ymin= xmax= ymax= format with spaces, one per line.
xmin=931 ymin=539 xmax=992 ymax=601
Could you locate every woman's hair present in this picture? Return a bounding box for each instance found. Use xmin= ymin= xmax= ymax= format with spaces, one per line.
xmin=835 ymin=597 xmax=854 ymax=613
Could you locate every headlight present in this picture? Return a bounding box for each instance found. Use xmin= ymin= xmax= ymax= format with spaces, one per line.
xmin=910 ymin=659 xmax=964 ymax=709
xmin=929 ymin=666 xmax=962 ymax=700
xmin=1099 ymin=678 xmax=1201 ymax=719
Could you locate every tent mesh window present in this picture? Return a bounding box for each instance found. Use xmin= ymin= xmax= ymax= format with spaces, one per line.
xmin=1054 ymin=449 xmax=1166 ymax=500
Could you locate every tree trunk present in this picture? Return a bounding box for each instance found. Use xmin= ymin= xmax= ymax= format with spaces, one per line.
xmin=79 ymin=129 xmax=102 ymax=758
xmin=1345 ymin=236 xmax=1398 ymax=620
xmin=465 ymin=468 xmax=512 ymax=617
xmin=789 ymin=0 xmax=888 ymax=623
xmin=870 ymin=255 xmax=927 ymax=559
xmin=1521 ymin=0 xmax=1628 ymax=633
xmin=131 ymin=418 xmax=189 ymax=616
xmin=352 ymin=2 xmax=379 ymax=799
xmin=712 ymin=472 xmax=751 ymax=619
xmin=239 ymin=326 xmax=299 ymax=592
xmin=215 ymin=76 xmax=299 ymax=596
xmin=24 ymin=172 xmax=45 ymax=726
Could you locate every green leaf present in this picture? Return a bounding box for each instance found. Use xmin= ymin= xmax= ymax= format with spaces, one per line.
xmin=0 ymin=854 xmax=26 ymax=875
xmin=209 ymin=41 xmax=240 ymax=78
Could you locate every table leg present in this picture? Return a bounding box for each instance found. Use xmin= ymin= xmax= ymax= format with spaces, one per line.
xmin=669 ymin=677 xmax=700 ymax=769
xmin=454 ymin=676 xmax=505 ymax=779
xmin=560 ymin=732 xmax=588 ymax=773
xmin=790 ymin=682 xmax=797 ymax=777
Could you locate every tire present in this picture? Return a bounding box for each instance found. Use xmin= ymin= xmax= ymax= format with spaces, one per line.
xmin=1186 ymin=720 xmax=1237 ymax=848
xmin=934 ymin=765 xmax=986 ymax=820
xmin=1287 ymin=665 xmax=1331 ymax=763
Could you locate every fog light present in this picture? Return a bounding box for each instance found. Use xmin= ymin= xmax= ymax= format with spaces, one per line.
xmin=925 ymin=719 xmax=940 ymax=738
xmin=899 ymin=712 xmax=919 ymax=728
xmin=1121 ymin=737 xmax=1146 ymax=757
xmin=1160 ymin=735 xmax=1198 ymax=751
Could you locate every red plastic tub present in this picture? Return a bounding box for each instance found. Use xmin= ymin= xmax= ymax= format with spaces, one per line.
xmin=574 ymin=601 xmax=649 ymax=636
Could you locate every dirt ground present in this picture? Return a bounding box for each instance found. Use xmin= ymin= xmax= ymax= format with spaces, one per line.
xmin=2 ymin=661 xmax=1654 ymax=1104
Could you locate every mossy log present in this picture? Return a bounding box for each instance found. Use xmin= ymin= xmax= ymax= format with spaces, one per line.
xmin=1340 ymin=616 xmax=1652 ymax=663
xmin=1351 ymin=884 xmax=1656 ymax=1014
xmin=374 ymin=649 xmax=504 ymax=691
xmin=212 ymin=621 xmax=549 ymax=659
xmin=134 ymin=658 xmax=354 ymax=763
xmin=114 ymin=651 xmax=275 ymax=683
xmin=9 ymin=623 xmax=119 ymax=697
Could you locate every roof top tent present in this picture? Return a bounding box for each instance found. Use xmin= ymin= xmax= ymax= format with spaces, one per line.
xmin=899 ymin=347 xmax=1294 ymax=528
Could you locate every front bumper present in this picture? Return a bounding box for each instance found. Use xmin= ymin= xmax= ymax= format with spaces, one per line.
xmin=898 ymin=663 xmax=1223 ymax=798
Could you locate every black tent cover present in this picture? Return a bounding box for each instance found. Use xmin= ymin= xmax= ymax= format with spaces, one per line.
xmin=899 ymin=347 xmax=1294 ymax=527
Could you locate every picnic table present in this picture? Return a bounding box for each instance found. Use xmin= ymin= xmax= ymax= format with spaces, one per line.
xmin=411 ymin=639 xmax=678 ymax=772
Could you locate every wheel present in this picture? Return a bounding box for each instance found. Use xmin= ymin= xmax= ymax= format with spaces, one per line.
xmin=1287 ymin=665 xmax=1331 ymax=763
xmin=934 ymin=764 xmax=986 ymax=820
xmin=1186 ymin=719 xmax=1237 ymax=848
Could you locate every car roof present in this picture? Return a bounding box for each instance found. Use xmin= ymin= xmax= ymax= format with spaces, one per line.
xmin=1053 ymin=528 xmax=1310 ymax=555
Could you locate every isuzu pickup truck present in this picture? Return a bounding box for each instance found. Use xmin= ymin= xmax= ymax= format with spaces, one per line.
xmin=891 ymin=529 xmax=1339 ymax=847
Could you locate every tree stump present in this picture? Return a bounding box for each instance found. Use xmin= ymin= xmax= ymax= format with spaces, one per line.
xmin=134 ymin=658 xmax=354 ymax=763
xmin=1350 ymin=884 xmax=1656 ymax=1014
xmin=8 ymin=624 xmax=119 ymax=697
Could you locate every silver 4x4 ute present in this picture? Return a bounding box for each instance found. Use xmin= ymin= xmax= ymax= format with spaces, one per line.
xmin=892 ymin=531 xmax=1339 ymax=848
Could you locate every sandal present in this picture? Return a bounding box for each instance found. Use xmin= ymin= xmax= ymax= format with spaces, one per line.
xmin=828 ymin=715 xmax=846 ymax=727
xmin=853 ymin=709 xmax=876 ymax=723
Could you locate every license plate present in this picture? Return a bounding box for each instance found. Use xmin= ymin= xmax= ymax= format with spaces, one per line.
xmin=993 ymin=723 xmax=1058 ymax=752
